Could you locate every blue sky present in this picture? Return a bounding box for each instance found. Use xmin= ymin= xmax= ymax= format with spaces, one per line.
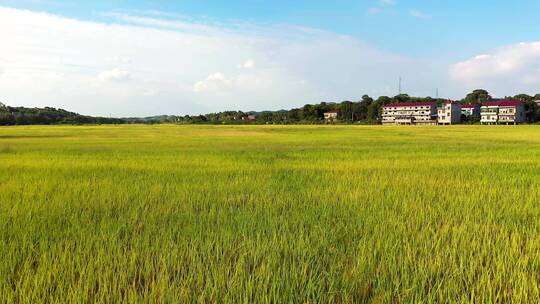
xmin=4 ymin=0 xmax=540 ymax=58
xmin=1 ymin=1 xmax=540 ymax=115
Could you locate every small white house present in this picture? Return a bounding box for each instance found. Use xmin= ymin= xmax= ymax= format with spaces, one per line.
xmin=324 ymin=111 xmax=338 ymax=121
xmin=461 ymin=104 xmax=481 ymax=117
xmin=437 ymin=101 xmax=462 ymax=125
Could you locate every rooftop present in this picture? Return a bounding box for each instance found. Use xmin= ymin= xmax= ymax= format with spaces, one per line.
xmin=482 ymin=100 xmax=523 ymax=107
xmin=384 ymin=102 xmax=436 ymax=108
xmin=461 ymin=104 xmax=480 ymax=109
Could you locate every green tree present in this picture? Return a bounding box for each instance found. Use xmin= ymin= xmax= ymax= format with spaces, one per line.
xmin=513 ymin=94 xmax=534 ymax=102
xmin=339 ymin=101 xmax=354 ymax=122
xmin=287 ymin=108 xmax=301 ymax=121
xmin=376 ymin=96 xmax=393 ymax=106
xmin=361 ymin=95 xmax=373 ymax=104
xmin=0 ymin=112 xmax=14 ymax=125
xmin=353 ymin=95 xmax=373 ymax=121
xmin=367 ymin=100 xmax=384 ymax=122
xmin=463 ymin=89 xmax=491 ymax=104
xmin=393 ymin=94 xmax=410 ymax=104
xmin=523 ymin=100 xmax=539 ymax=123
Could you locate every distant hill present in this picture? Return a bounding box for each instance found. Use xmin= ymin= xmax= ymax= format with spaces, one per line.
xmin=0 ymin=103 xmax=124 ymax=125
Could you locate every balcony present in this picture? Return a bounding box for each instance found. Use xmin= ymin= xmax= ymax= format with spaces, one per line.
xmin=481 ymin=109 xmax=498 ymax=114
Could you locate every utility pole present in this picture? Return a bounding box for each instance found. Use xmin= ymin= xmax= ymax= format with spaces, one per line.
xmin=398 ymin=77 xmax=402 ymax=95
xmin=436 ymin=88 xmax=439 ymax=99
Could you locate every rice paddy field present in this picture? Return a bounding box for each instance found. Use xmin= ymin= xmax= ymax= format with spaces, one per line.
xmin=1 ymin=125 xmax=540 ymax=303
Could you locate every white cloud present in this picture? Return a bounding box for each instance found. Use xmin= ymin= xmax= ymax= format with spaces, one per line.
xmin=409 ymin=9 xmax=432 ymax=20
xmin=98 ymin=68 xmax=131 ymax=82
xmin=450 ymin=42 xmax=540 ymax=90
xmin=0 ymin=6 xmax=449 ymax=116
xmin=102 ymin=12 xmax=219 ymax=33
xmin=241 ymin=59 xmax=256 ymax=69
xmin=193 ymin=73 xmax=232 ymax=93
xmin=193 ymin=72 xmax=274 ymax=96
xmin=367 ymin=0 xmax=395 ymax=15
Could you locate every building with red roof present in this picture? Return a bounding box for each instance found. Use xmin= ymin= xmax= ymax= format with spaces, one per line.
xmin=480 ymin=100 xmax=525 ymax=125
xmin=382 ymin=102 xmax=437 ymax=125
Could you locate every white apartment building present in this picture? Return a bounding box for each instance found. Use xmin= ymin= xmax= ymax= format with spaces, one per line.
xmin=481 ymin=101 xmax=525 ymax=125
xmin=437 ymin=101 xmax=462 ymax=125
xmin=382 ymin=102 xmax=437 ymax=125
xmin=461 ymin=104 xmax=481 ymax=117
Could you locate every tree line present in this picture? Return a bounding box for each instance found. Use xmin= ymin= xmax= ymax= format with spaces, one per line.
xmin=176 ymin=90 xmax=540 ymax=125
xmin=1 ymin=89 xmax=540 ymax=126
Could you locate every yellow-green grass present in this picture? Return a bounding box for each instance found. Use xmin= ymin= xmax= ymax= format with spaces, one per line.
xmin=1 ymin=125 xmax=540 ymax=303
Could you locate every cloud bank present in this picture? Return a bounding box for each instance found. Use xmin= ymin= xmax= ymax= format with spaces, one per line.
xmin=450 ymin=42 xmax=540 ymax=96
xmin=0 ymin=6 xmax=455 ymax=116
xmin=3 ymin=6 xmax=536 ymax=116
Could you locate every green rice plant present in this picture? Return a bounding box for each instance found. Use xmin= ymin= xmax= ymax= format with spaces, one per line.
xmin=0 ymin=125 xmax=539 ymax=303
